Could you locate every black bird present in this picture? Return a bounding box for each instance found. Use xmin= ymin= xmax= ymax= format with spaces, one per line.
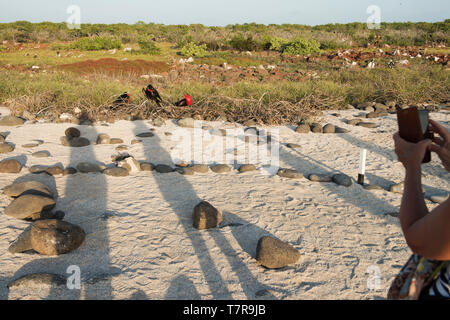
xmin=142 ymin=84 xmax=162 ymax=107
xmin=113 ymin=92 xmax=130 ymax=105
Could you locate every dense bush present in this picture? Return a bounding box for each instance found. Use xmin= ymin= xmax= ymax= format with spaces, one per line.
xmin=229 ymin=34 xmax=261 ymax=51
xmin=137 ymin=37 xmax=161 ymax=55
xmin=180 ymin=42 xmax=208 ymax=57
xmin=67 ymin=37 xmax=122 ymax=51
xmin=282 ymin=38 xmax=321 ymax=55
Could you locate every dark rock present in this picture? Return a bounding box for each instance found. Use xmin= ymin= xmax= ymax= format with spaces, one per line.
xmin=356 ymin=122 xmax=378 ymax=128
xmin=22 ymin=143 xmax=39 ymax=148
xmin=310 ymin=123 xmax=323 ymax=133
xmin=60 ymin=136 xmax=90 ymax=147
xmin=63 ymin=167 xmax=77 ymax=175
xmin=76 ymin=162 xmax=104 ymax=173
xmin=28 ymin=165 xmax=49 ymax=174
xmin=8 ymin=228 xmax=33 ymax=253
xmin=192 ymin=201 xmax=222 ymax=230
xmin=136 ymin=132 xmax=154 ymax=138
xmin=30 ymin=219 xmax=85 ymax=256
xmin=335 ymin=127 xmax=350 ymax=133
xmin=32 ymin=150 xmax=50 ymax=158
xmin=65 ymin=127 xmax=80 ymax=139
xmin=332 ymin=174 xmax=352 ymax=187
xmin=155 ymin=164 xmax=174 ymax=173
xmin=256 ymin=236 xmax=300 ymax=269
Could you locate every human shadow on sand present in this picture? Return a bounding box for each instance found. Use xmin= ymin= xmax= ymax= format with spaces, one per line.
xmin=133 ymin=120 xmax=276 ymax=300
xmin=4 ymin=124 xmax=114 ymax=300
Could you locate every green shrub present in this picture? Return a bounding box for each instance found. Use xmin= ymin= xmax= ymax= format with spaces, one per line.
xmin=68 ymin=37 xmax=122 ymax=51
xmin=137 ymin=38 xmax=161 ymax=55
xmin=229 ymin=34 xmax=259 ymax=51
xmin=180 ymin=42 xmax=208 ymax=57
xmin=282 ymin=38 xmax=321 ymax=55
xmin=265 ymin=37 xmax=289 ymax=52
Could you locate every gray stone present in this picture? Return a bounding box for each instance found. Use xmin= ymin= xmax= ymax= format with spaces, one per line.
xmin=210 ymin=164 xmax=231 ymax=173
xmin=332 ymin=174 xmax=352 ymax=187
xmin=136 ymin=132 xmax=154 ymax=138
xmin=32 ymin=150 xmax=51 ymax=158
xmin=308 ymin=173 xmax=333 ymax=182
xmin=310 ymin=123 xmax=323 ymax=133
xmin=109 ymin=138 xmax=124 ymax=144
xmin=0 ymin=116 xmax=24 ymax=126
xmin=155 ymin=164 xmax=174 ymax=173
xmin=190 ymin=164 xmax=209 ymax=173
xmin=76 ymin=162 xmax=104 ymax=173
xmin=357 ymin=122 xmax=378 ymax=128
xmin=347 ymin=119 xmax=362 ymax=126
xmin=96 ymin=134 xmax=110 ymax=144
xmin=30 ymin=219 xmax=85 ymax=256
xmin=103 ymin=167 xmax=129 ymax=177
xmin=322 ymin=124 xmax=335 ymax=133
xmin=277 ymin=168 xmax=303 ymax=179
xmin=295 ymin=124 xmax=310 ymax=133
xmin=0 ymin=159 xmax=22 ymax=173
xmin=0 ymin=143 xmax=14 ymax=153
xmin=389 ymin=182 xmax=404 ymax=194
xmin=178 ymin=117 xmax=196 ymax=128
xmin=60 ymin=136 xmax=90 ymax=147
xmin=140 ymin=162 xmax=154 ymax=171
xmin=29 ymin=165 xmax=49 ymax=174
xmin=430 ymin=195 xmax=449 ymax=204
xmin=8 ymin=273 xmax=66 ymax=288
xmin=5 ymin=194 xmax=56 ymax=220
xmin=176 ymin=167 xmax=195 ymax=175
xmin=366 ymin=112 xmax=379 ymax=119
xmin=193 ymin=201 xmax=222 ymax=230
xmin=3 ymin=180 xmax=53 ymax=198
xmin=239 ymin=164 xmax=257 ymax=172
xmin=22 ymin=143 xmax=39 ymax=148
xmin=256 ymin=236 xmax=300 ymax=269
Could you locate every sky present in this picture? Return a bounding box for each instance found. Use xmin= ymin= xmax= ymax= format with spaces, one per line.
xmin=0 ymin=0 xmax=449 ymax=26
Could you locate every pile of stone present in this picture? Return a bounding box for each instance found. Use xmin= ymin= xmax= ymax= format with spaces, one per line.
xmin=60 ymin=127 xmax=90 ymax=147
xmin=3 ymin=180 xmax=85 ymax=256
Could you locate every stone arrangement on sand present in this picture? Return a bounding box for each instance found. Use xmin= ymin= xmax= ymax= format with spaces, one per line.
xmin=3 ymin=180 xmax=85 ymax=256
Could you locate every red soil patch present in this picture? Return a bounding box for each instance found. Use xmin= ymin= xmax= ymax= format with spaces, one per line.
xmin=56 ymin=58 xmax=169 ymax=76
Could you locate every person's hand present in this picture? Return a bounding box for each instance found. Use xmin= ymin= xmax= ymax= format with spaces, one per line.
xmin=429 ymin=119 xmax=450 ymax=172
xmin=393 ymin=132 xmax=431 ymax=169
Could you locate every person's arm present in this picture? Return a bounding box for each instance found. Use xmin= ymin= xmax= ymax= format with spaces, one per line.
xmin=393 ymin=133 xmax=450 ymax=260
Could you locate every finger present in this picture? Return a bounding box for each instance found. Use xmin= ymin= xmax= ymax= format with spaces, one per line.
xmin=429 ymin=143 xmax=441 ymax=154
xmin=429 ymin=119 xmax=450 ymax=142
xmin=432 ymin=136 xmax=445 ymax=147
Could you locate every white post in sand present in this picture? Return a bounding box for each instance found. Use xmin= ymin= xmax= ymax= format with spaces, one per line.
xmin=358 ymin=149 xmax=367 ymax=185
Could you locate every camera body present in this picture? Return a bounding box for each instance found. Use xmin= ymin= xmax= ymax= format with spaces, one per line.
xmin=397 ymin=107 xmax=433 ymax=163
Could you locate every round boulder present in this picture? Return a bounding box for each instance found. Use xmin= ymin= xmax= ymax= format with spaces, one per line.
xmin=0 ymin=159 xmax=22 ymax=173
xmin=65 ymin=127 xmax=81 ymax=139
xmin=256 ymin=236 xmax=300 ymax=269
xmin=30 ymin=219 xmax=85 ymax=256
xmin=192 ymin=201 xmax=222 ymax=230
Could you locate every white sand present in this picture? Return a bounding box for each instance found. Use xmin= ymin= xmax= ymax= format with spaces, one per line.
xmin=0 ymin=108 xmax=449 ymax=300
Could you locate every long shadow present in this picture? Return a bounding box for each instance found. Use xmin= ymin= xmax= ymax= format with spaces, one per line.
xmin=278 ymin=136 xmax=400 ymax=217
xmin=133 ymin=120 xmax=276 ymax=300
xmin=337 ymin=132 xmax=449 ymax=190
xmin=5 ymin=125 xmax=113 ymax=300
